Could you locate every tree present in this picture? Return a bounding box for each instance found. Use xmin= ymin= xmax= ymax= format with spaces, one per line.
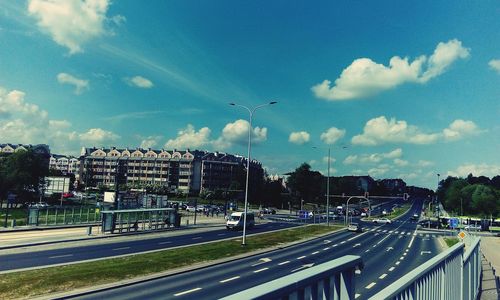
xmin=286 ymin=163 xmax=323 ymax=205
xmin=471 ymin=185 xmax=497 ymax=216
xmin=443 ymin=179 xmax=468 ymax=213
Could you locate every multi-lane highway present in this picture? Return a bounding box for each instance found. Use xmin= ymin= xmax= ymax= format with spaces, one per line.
xmin=45 ymin=198 xmax=443 ymax=300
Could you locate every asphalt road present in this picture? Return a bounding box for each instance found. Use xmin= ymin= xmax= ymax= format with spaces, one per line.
xmin=0 ymin=222 xmax=301 ymax=272
xmin=60 ymin=198 xmax=442 ymax=300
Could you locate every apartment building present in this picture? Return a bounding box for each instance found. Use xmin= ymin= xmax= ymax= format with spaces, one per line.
xmin=49 ymin=154 xmax=80 ymax=176
xmin=79 ymin=147 xmax=263 ymax=195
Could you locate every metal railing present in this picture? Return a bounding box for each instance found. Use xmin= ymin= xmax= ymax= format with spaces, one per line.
xmin=370 ymin=237 xmax=481 ymax=300
xmin=28 ymin=207 xmax=101 ymax=226
xmin=221 ymin=255 xmax=363 ymax=300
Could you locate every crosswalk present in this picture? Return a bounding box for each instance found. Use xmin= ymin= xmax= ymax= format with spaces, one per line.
xmin=367 ymin=228 xmax=443 ymax=238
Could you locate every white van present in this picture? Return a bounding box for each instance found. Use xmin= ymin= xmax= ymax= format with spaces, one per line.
xmin=226 ymin=212 xmax=255 ymax=230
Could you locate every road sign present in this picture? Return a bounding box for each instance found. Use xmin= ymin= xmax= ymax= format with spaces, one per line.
xmin=449 ymin=218 xmax=459 ymax=229
xmin=458 ymin=231 xmax=466 ymax=240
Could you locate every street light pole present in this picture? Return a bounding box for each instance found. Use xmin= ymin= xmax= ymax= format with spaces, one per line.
xmin=230 ymin=101 xmax=277 ymax=246
xmin=326 ymin=148 xmax=330 ymax=226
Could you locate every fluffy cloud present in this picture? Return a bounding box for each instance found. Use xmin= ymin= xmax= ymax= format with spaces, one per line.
xmin=488 ymin=59 xmax=500 ymax=74
xmin=367 ymin=165 xmax=390 ymax=178
xmin=442 ymin=119 xmax=481 ymax=141
xmin=125 ymin=76 xmax=154 ymax=88
xmin=343 ymin=148 xmax=402 ymax=165
xmin=139 ymin=136 xmax=162 ymax=149
xmin=213 ymin=119 xmax=267 ymax=149
xmin=28 ymin=0 xmax=123 ymax=54
xmin=0 ymin=87 xmax=119 ymax=154
xmin=447 ymin=163 xmax=500 ymax=178
xmin=417 ymin=160 xmax=434 ymax=167
xmin=394 ymin=158 xmax=409 ymax=167
xmin=289 ymin=131 xmax=310 ymax=145
xmin=165 ymin=124 xmax=211 ymax=149
xmin=352 ymin=116 xmax=480 ymax=146
xmin=77 ymin=128 xmax=120 ymax=143
xmin=320 ymin=127 xmax=346 ymax=144
xmin=57 ymin=73 xmax=89 ymax=94
xmin=312 ymin=39 xmax=469 ymax=100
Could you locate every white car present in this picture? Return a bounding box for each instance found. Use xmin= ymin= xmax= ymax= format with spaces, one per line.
xmin=373 ymin=218 xmax=392 ymax=224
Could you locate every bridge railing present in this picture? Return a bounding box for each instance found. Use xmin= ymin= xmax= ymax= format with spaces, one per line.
xmin=221 ymin=255 xmax=363 ymax=300
xmin=370 ymin=237 xmax=481 ymax=300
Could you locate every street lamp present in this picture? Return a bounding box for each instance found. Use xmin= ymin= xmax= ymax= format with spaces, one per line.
xmin=229 ymin=101 xmax=277 ymax=246
xmin=437 ymin=173 xmax=440 ymax=224
xmin=312 ymin=146 xmax=331 ymax=226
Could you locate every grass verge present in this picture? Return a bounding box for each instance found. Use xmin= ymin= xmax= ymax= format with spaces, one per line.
xmin=443 ymin=237 xmax=460 ymax=247
xmin=0 ymin=224 xmax=342 ymax=299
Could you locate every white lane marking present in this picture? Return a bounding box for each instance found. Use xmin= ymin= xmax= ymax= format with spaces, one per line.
xmin=403 ymin=253 xmax=407 ymax=256
xmin=323 ymin=247 xmax=330 ymax=251
xmin=192 ymin=237 xmax=202 ymax=240
xmin=407 ymin=232 xmax=411 ymax=235
xmin=355 ymin=293 xmax=361 ymax=299
xmin=297 ymin=256 xmax=306 ymax=260
xmin=158 ymin=241 xmax=171 ymax=245
xmin=254 ymin=267 xmax=269 ymax=273
xmin=389 ymin=231 xmax=394 ymax=234
xmin=220 ymin=276 xmax=240 ymax=283
xmin=400 ymin=256 xmax=404 ymax=260
xmin=353 ymin=243 xmax=361 ymax=248
xmin=340 ymin=241 xmax=346 ymax=244
xmin=324 ymin=240 xmax=332 ymax=244
xmin=383 ymin=230 xmax=387 ymax=233
xmin=49 ymin=254 xmax=73 ymax=259
xmin=395 ymin=261 xmax=400 ymax=265
xmin=379 ymin=273 xmax=387 ymax=279
xmin=365 ymin=282 xmax=376 ymax=289
xmin=312 ymin=251 xmax=319 ymax=255
xmin=372 ymin=245 xmax=377 ymax=248
xmin=374 ymin=233 xmax=380 ymax=236
xmin=370 ymin=229 xmax=375 ymax=232
xmin=389 ymin=267 xmax=395 ymax=272
xmin=278 ymin=261 xmax=290 ymax=266
xmin=217 ymin=233 xmax=226 ymax=236
xmin=394 ymin=231 xmax=399 ymax=234
xmin=332 ymin=244 xmax=338 ymax=247
xmin=251 ymin=258 xmax=272 ymax=266
xmin=347 ymin=236 xmax=357 ymax=241
xmin=355 ymin=269 xmax=361 ymax=274
xmin=112 ymin=247 xmax=130 ymax=251
xmin=421 ymin=251 xmax=432 ymax=255
xmin=365 ymin=249 xmax=370 ymax=253
xmin=408 ymin=233 xmax=416 ymax=248
xmin=174 ymin=287 xmax=202 ymax=296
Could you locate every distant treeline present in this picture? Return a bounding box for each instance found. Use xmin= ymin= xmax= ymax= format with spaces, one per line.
xmin=438 ymin=174 xmax=500 ymax=217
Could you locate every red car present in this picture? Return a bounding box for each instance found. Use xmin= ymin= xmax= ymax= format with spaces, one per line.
xmin=62 ymin=192 xmax=74 ymax=198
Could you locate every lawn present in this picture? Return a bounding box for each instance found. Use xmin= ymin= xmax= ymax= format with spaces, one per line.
xmin=0 ymin=224 xmax=343 ymax=299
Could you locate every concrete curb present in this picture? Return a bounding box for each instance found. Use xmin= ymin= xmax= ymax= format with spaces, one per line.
xmin=31 ymin=225 xmax=347 ymax=300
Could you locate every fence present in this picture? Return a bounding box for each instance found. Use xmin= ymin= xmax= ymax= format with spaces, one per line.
xmin=101 ymin=208 xmax=177 ymax=233
xmin=370 ymin=237 xmax=481 ymax=300
xmin=28 ymin=207 xmax=101 ymax=226
xmin=221 ymin=255 xmax=363 ymax=300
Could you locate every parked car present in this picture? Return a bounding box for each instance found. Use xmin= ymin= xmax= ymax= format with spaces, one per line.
xmin=62 ymin=192 xmax=74 ymax=198
xmin=348 ymin=222 xmax=362 ymax=233
xmin=411 ymin=213 xmax=419 ymax=220
xmin=373 ymin=218 xmax=392 ymax=224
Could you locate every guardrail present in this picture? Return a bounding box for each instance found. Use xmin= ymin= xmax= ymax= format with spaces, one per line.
xmin=221 ymin=255 xmax=363 ymax=300
xmin=370 ymin=237 xmax=481 ymax=300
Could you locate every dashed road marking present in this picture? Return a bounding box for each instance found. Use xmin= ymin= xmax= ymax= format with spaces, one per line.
xmin=49 ymin=254 xmax=73 ymax=259
xmin=395 ymin=261 xmax=400 ymax=265
xmin=174 ymin=287 xmax=202 ymax=296
xmin=379 ymin=273 xmax=387 ymax=279
xmin=278 ymin=261 xmax=290 ymax=266
xmin=192 ymin=237 xmax=202 ymax=240
xmin=312 ymin=251 xmax=319 ymax=255
xmin=220 ymin=276 xmax=240 ymax=283
xmin=355 ymin=293 xmax=361 ymax=299
xmin=340 ymin=241 xmax=346 ymax=244
xmin=254 ymin=267 xmax=268 ymax=273
xmin=158 ymin=241 xmax=171 ymax=245
xmin=112 ymin=247 xmax=130 ymax=251
xmin=365 ymin=282 xmax=376 ymax=289
xmin=332 ymin=244 xmax=338 ymax=247
xmin=400 ymin=256 xmax=404 ymax=260
xmin=389 ymin=267 xmax=395 ymax=272
xmin=217 ymin=233 xmax=226 ymax=236
xmin=297 ymin=256 xmax=306 ymax=260
xmin=323 ymin=247 xmax=330 ymax=251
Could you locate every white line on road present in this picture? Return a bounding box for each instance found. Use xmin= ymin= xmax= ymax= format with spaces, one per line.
xmin=297 ymin=256 xmax=306 ymax=260
xmin=365 ymin=249 xmax=370 ymax=253
xmin=312 ymin=251 xmax=319 ymax=255
xmin=332 ymin=244 xmax=338 ymax=247
xmin=389 ymin=267 xmax=395 ymax=272
xmin=112 ymin=247 xmax=130 ymax=251
xmin=323 ymin=247 xmax=330 ymax=251
xmin=379 ymin=273 xmax=387 ymax=279
xmin=400 ymin=256 xmax=404 ymax=260
xmin=278 ymin=261 xmax=290 ymax=266
xmin=365 ymin=282 xmax=376 ymax=289
xmin=192 ymin=237 xmax=202 ymax=240
xmin=158 ymin=241 xmax=171 ymax=245
xmin=355 ymin=293 xmax=361 ymax=299
xmin=340 ymin=241 xmax=346 ymax=244
xmin=49 ymin=254 xmax=73 ymax=259
xmin=220 ymin=276 xmax=240 ymax=283
xmin=174 ymin=287 xmax=202 ymax=296
xmin=395 ymin=261 xmax=400 ymax=265
xmin=217 ymin=233 xmax=226 ymax=236
xmin=254 ymin=267 xmax=269 ymax=273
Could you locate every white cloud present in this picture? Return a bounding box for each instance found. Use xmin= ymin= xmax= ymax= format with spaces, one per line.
xmin=125 ymin=76 xmax=154 ymax=89
xmin=352 ymin=116 xmax=480 ymax=146
xmin=442 ymin=119 xmax=481 ymax=141
xmin=289 ymin=131 xmax=310 ymax=145
xmin=320 ymin=127 xmax=346 ymax=144
xmin=312 ymin=39 xmax=469 ymax=100
xmin=489 ymin=59 xmax=500 ymax=74
xmin=140 ymin=136 xmax=162 ymax=149
xmin=394 ymin=158 xmax=409 ymax=167
xmin=322 ymin=156 xmax=337 ymax=164
xmin=367 ymin=165 xmax=390 ymax=178
xmin=28 ymin=0 xmax=121 ymax=54
xmin=0 ymin=87 xmax=118 ymax=154
xmin=343 ymin=148 xmax=403 ymax=165
xmin=165 ymin=124 xmax=211 ymax=149
xmin=57 ymin=73 xmax=89 ymax=94
xmin=214 ymin=119 xmax=267 ymax=149
xmin=417 ymin=160 xmax=434 ymax=167
xmin=447 ymin=163 xmax=500 ymax=178
xmin=78 ymin=128 xmax=120 ymax=143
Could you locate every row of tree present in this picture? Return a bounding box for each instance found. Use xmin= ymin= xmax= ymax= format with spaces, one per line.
xmin=438 ymin=174 xmax=500 ymax=217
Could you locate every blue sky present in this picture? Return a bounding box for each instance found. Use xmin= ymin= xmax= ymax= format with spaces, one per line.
xmin=0 ymin=0 xmax=499 ymax=189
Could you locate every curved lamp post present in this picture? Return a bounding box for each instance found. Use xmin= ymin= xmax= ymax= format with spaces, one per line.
xmin=229 ymin=101 xmax=277 ymax=245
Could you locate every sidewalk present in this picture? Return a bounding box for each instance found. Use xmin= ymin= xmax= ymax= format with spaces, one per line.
xmin=480 ymin=237 xmax=500 ymax=299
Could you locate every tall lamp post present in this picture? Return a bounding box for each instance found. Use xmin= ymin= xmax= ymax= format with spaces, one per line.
xmin=437 ymin=173 xmax=441 ymax=227
xmin=229 ymin=101 xmax=277 ymax=246
xmin=312 ymin=147 xmax=331 ymax=226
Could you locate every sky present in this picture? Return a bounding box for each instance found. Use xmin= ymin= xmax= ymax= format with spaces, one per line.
xmin=0 ymin=0 xmax=499 ymax=189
